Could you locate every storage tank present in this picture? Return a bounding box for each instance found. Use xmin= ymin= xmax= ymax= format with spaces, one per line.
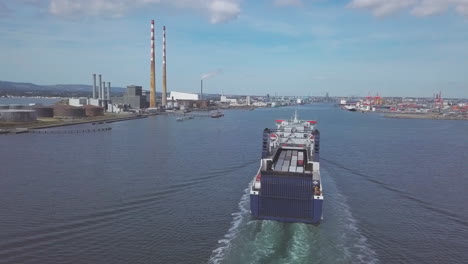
xmin=9 ymin=104 xmax=25 ymax=109
xmin=0 ymin=109 xmax=37 ymax=122
xmin=53 ymin=105 xmax=86 ymax=118
xmin=0 ymin=105 xmax=9 ymax=109
xmin=32 ymin=106 xmax=54 ymax=118
xmin=83 ymin=105 xmax=104 ymax=117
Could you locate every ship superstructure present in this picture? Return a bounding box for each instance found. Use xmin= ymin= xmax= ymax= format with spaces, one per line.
xmin=250 ymin=112 xmax=323 ymax=224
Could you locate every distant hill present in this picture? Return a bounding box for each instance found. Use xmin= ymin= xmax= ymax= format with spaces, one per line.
xmin=0 ymin=81 xmax=126 ymax=97
xmin=0 ymin=80 xmax=222 ymax=99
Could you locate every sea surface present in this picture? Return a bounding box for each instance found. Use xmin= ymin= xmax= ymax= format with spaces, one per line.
xmin=0 ymin=104 xmax=467 ymax=264
xmin=0 ymin=97 xmax=61 ymax=106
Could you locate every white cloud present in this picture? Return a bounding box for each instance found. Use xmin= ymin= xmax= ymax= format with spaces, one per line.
xmin=8 ymin=0 xmax=241 ymax=23
xmin=273 ymin=0 xmax=303 ymax=7
xmin=208 ymin=0 xmax=241 ymax=23
xmin=348 ymin=0 xmax=468 ymax=17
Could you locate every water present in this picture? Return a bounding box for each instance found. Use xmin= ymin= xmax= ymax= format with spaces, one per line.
xmin=1 ymin=105 xmax=467 ymax=264
xmin=0 ymin=97 xmax=61 ymax=106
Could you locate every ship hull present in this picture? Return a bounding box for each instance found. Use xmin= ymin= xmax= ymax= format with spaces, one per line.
xmin=250 ymin=194 xmax=322 ymax=224
xmin=250 ymin=170 xmax=323 ymax=224
xmin=250 ymin=116 xmax=323 ymax=225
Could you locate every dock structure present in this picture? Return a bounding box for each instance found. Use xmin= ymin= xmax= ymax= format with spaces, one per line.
xmin=29 ymin=127 xmax=112 ymax=134
xmin=164 ymin=112 xmax=211 ymax=118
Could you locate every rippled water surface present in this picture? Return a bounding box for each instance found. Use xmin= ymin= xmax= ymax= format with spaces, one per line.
xmin=1 ymin=104 xmax=467 ymax=264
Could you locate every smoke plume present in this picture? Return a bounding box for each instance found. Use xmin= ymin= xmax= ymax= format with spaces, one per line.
xmin=201 ymin=69 xmax=223 ymax=80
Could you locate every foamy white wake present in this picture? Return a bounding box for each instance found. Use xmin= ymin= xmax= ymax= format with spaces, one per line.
xmin=209 ymin=168 xmax=380 ymax=264
xmin=208 ymin=187 xmax=250 ymax=264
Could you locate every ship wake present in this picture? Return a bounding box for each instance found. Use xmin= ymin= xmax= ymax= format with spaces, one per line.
xmin=208 ymin=168 xmax=379 ymax=264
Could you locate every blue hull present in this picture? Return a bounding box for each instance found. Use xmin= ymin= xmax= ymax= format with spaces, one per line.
xmin=250 ymin=194 xmax=323 ymax=224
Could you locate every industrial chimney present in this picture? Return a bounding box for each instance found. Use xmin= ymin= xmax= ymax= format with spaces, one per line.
xmin=107 ymin=82 xmax=111 ymax=101
xmin=102 ymin=81 xmax=106 ymax=101
xmin=200 ymin=79 xmax=203 ymax=100
xmin=92 ymin=74 xmax=97 ymax=99
xmin=149 ymin=20 xmax=156 ymax=108
xmin=98 ymin=74 xmax=102 ymax=100
xmin=162 ymin=26 xmax=167 ymax=107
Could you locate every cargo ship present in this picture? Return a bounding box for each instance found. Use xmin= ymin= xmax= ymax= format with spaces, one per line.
xmin=250 ymin=112 xmax=323 ymax=224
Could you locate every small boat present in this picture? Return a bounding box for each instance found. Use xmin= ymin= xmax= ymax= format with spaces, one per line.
xmin=176 ymin=116 xmax=192 ymax=121
xmin=211 ymin=110 xmax=224 ymax=118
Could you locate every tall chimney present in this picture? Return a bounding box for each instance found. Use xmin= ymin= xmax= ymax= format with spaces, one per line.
xmin=92 ymin=74 xmax=97 ymax=99
xmin=98 ymin=74 xmax=102 ymax=100
xmin=107 ymin=82 xmax=111 ymax=101
xmin=162 ymin=26 xmax=167 ymax=107
xmin=149 ymin=20 xmax=156 ymax=108
xmin=200 ymin=79 xmax=203 ymax=100
xmin=102 ymin=81 xmax=106 ymax=101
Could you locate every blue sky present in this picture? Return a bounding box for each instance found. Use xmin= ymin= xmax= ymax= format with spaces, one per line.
xmin=0 ymin=0 xmax=467 ymax=98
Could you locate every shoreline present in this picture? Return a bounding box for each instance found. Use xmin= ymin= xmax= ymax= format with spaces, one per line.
xmin=383 ymin=113 xmax=468 ymax=120
xmin=0 ymin=114 xmax=149 ymax=134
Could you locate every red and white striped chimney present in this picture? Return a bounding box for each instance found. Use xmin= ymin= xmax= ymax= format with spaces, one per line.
xmin=162 ymin=26 xmax=167 ymax=107
xmin=149 ymin=20 xmax=156 ymax=108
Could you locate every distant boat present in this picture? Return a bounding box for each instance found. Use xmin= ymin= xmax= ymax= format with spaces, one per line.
xmin=211 ymin=110 xmax=224 ymax=118
xmin=343 ymin=105 xmax=357 ymax=112
xmin=176 ymin=116 xmax=192 ymax=121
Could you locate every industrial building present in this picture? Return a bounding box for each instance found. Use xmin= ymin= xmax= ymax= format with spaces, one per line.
xmin=165 ymin=91 xmax=210 ymax=109
xmin=168 ymin=91 xmax=200 ymax=101
xmin=53 ymin=105 xmax=86 ymax=119
xmin=83 ymin=105 xmax=104 ymax=117
xmin=69 ymin=98 xmax=88 ymax=107
xmin=111 ymin=85 xmax=148 ymax=109
xmin=220 ymin=95 xmax=238 ymax=105
xmin=124 ymin=85 xmax=148 ymax=109
xmin=0 ymin=109 xmax=37 ymax=122
xmin=32 ymin=106 xmax=54 ymax=118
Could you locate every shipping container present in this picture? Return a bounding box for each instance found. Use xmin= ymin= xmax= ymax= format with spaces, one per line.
xmin=258 ymin=172 xmax=315 ymax=220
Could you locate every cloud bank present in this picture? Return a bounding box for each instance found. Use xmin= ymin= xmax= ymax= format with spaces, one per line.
xmin=348 ymin=0 xmax=468 ymax=17
xmin=5 ymin=0 xmax=242 ymax=23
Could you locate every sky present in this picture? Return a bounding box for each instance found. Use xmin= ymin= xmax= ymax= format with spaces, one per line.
xmin=0 ymin=0 xmax=468 ymax=98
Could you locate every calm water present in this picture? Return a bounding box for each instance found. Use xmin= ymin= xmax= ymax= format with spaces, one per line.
xmin=0 ymin=97 xmax=61 ymax=106
xmin=0 ymin=105 xmax=467 ymax=264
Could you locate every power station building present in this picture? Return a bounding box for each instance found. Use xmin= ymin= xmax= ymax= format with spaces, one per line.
xmin=111 ymin=85 xmax=148 ymax=109
xmin=168 ymin=91 xmax=200 ymax=101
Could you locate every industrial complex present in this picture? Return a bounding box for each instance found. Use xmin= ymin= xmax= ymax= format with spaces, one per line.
xmin=2 ymin=19 xmax=466 ymax=131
